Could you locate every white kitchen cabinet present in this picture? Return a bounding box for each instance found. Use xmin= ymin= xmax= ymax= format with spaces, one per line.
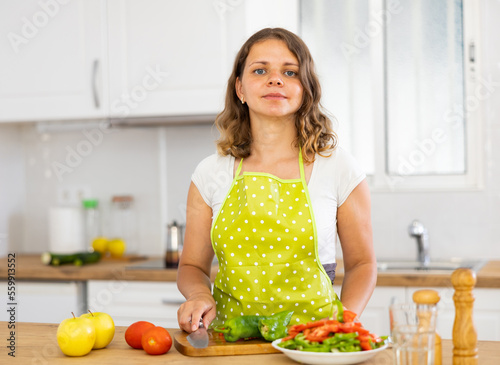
xmin=0 ymin=0 xmax=108 ymax=122
xmin=356 ymin=286 xmax=500 ymax=341
xmin=407 ymin=287 xmax=500 ymax=341
xmin=357 ymin=287 xmax=406 ymax=338
xmin=106 ymin=0 xmax=300 ymax=119
xmin=107 ymin=0 xmax=247 ymax=118
xmin=87 ymin=280 xmax=185 ymax=328
xmin=0 ymin=1 xmax=300 ymax=123
xmin=0 ymin=281 xmax=82 ymax=324
xmin=472 ymin=289 xmax=500 ymax=342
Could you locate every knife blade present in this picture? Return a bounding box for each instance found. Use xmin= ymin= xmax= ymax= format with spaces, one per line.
xmin=187 ymin=321 xmax=209 ymax=349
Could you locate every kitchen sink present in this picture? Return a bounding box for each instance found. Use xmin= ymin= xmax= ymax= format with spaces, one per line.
xmin=376 ymin=258 xmax=487 ymax=273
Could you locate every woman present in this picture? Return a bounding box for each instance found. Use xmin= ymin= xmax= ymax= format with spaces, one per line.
xmin=177 ymin=28 xmax=376 ymax=333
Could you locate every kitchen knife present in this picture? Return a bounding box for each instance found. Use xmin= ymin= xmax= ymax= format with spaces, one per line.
xmin=187 ymin=321 xmax=209 ymax=349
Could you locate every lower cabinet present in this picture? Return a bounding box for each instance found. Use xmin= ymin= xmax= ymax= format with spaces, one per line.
xmin=357 ymin=286 xmax=500 ymax=341
xmin=473 ymin=289 xmax=500 ymax=341
xmin=356 ymin=287 xmax=406 ymax=338
xmin=4 ymin=279 xmax=498 ymax=340
xmin=406 ymin=287 xmax=500 ymax=341
xmin=0 ymin=281 xmax=82 ymax=324
xmin=87 ymin=281 xmax=185 ymax=328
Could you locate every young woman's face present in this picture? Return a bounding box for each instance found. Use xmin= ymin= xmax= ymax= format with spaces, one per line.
xmin=236 ymin=39 xmax=303 ymax=121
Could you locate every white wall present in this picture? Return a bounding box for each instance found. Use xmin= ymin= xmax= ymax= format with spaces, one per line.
xmin=21 ymin=124 xmax=166 ymax=255
xmin=0 ymin=122 xmax=217 ymax=256
xmin=0 ymin=124 xmax=25 ymax=257
xmin=164 ymin=124 xmax=219 ymax=224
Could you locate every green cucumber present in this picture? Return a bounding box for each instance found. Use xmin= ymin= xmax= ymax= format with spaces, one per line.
xmin=41 ymin=251 xmax=101 ymax=266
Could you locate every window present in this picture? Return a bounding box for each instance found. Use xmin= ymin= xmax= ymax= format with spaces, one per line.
xmin=300 ymin=0 xmax=481 ymax=190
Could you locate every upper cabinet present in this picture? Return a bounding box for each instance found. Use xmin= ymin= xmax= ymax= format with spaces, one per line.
xmin=107 ymin=0 xmax=247 ymax=118
xmin=106 ymin=0 xmax=299 ymax=119
xmin=0 ymin=0 xmax=108 ymax=122
xmin=0 ymin=0 xmax=299 ymax=123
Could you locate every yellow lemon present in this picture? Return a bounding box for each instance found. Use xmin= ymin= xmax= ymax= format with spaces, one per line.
xmin=107 ymin=239 xmax=126 ymax=258
xmin=91 ymin=237 xmax=109 ymax=254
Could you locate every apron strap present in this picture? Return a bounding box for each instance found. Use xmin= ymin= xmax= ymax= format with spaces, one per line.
xmin=235 ymin=157 xmax=244 ymax=177
xmin=237 ymin=148 xmax=304 ymax=180
xmin=298 ymin=146 xmax=306 ymax=183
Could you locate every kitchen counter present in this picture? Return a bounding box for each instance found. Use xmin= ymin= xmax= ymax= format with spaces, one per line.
xmin=0 ymin=254 xmax=219 ymax=282
xmin=1 ymin=254 xmax=500 ymax=288
xmin=2 ymin=322 xmax=500 ymax=364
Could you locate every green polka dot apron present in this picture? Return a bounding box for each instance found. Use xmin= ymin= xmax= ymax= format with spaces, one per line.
xmin=210 ymin=150 xmax=336 ymax=326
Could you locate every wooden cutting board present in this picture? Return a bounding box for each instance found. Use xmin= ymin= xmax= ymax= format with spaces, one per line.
xmin=173 ymin=329 xmax=280 ymax=357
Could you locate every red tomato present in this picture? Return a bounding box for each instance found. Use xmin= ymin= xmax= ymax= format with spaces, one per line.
xmin=342 ymin=310 xmax=358 ymax=323
xmin=125 ymin=321 xmax=156 ymax=349
xmin=141 ymin=327 xmax=172 ymax=355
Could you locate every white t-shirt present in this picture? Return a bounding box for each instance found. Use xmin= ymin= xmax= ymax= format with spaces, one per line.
xmin=191 ymin=147 xmax=366 ymax=266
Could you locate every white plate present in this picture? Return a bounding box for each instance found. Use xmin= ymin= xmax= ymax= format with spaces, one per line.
xmin=271 ymin=339 xmax=389 ymax=365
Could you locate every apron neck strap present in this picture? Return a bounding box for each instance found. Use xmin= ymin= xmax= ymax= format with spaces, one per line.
xmin=298 ymin=146 xmax=306 ymax=182
xmin=235 ymin=157 xmax=244 ymax=177
xmin=235 ymin=147 xmax=305 ymax=180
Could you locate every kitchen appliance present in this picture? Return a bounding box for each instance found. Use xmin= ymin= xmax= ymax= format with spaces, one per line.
xmin=166 ymin=221 xmax=184 ymax=268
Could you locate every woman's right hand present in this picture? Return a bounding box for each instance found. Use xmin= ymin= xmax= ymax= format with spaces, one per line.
xmin=177 ymin=292 xmax=216 ymax=333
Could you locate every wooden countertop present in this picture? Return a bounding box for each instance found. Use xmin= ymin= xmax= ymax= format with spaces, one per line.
xmin=1 ymin=254 xmax=499 ymax=288
xmin=3 ymin=322 xmax=500 ymax=364
xmin=0 ymin=254 xmax=219 ymax=282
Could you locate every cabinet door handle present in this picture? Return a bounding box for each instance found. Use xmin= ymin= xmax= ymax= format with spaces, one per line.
xmin=161 ymin=298 xmax=185 ymax=305
xmin=92 ymin=59 xmax=101 ymax=109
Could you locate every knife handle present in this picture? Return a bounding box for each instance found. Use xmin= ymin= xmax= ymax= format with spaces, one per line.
xmin=193 ymin=320 xmax=204 ymax=329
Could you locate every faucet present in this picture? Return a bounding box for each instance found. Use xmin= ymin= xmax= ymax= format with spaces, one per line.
xmin=408 ymin=220 xmax=430 ymax=267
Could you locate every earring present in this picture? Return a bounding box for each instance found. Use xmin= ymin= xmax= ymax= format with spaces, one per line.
xmin=241 ymin=97 xmax=245 ymax=104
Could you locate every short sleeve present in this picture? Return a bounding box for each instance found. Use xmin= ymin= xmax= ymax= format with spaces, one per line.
xmin=191 ymin=153 xmax=234 ymax=208
xmin=335 ymin=148 xmax=366 ymax=206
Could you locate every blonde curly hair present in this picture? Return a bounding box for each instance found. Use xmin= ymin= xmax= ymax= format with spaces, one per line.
xmin=215 ymin=28 xmax=337 ymax=164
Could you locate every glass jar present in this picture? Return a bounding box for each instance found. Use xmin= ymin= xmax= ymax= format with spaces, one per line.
xmin=82 ymin=199 xmax=101 ymax=249
xmin=109 ymin=195 xmax=138 ymax=254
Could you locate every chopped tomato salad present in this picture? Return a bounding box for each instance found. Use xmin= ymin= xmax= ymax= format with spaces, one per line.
xmin=278 ymin=310 xmax=387 ymax=353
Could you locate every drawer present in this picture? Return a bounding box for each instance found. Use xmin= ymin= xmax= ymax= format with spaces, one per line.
xmin=0 ymin=281 xmax=81 ymax=324
xmin=87 ymin=281 xmax=185 ymax=328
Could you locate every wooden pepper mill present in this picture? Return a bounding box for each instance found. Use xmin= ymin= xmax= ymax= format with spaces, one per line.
xmin=413 ymin=289 xmax=442 ymax=365
xmin=451 ymin=268 xmax=478 ymax=365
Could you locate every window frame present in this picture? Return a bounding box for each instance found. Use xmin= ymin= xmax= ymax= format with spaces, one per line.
xmin=367 ymin=0 xmax=483 ymax=192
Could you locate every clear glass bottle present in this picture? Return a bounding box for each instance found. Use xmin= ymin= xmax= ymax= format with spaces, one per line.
xmin=82 ymin=199 xmax=101 ymax=250
xmin=110 ymin=195 xmax=138 ymax=254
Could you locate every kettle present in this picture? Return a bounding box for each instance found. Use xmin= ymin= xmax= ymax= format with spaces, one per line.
xmin=165 ymin=220 xmax=185 ymax=268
